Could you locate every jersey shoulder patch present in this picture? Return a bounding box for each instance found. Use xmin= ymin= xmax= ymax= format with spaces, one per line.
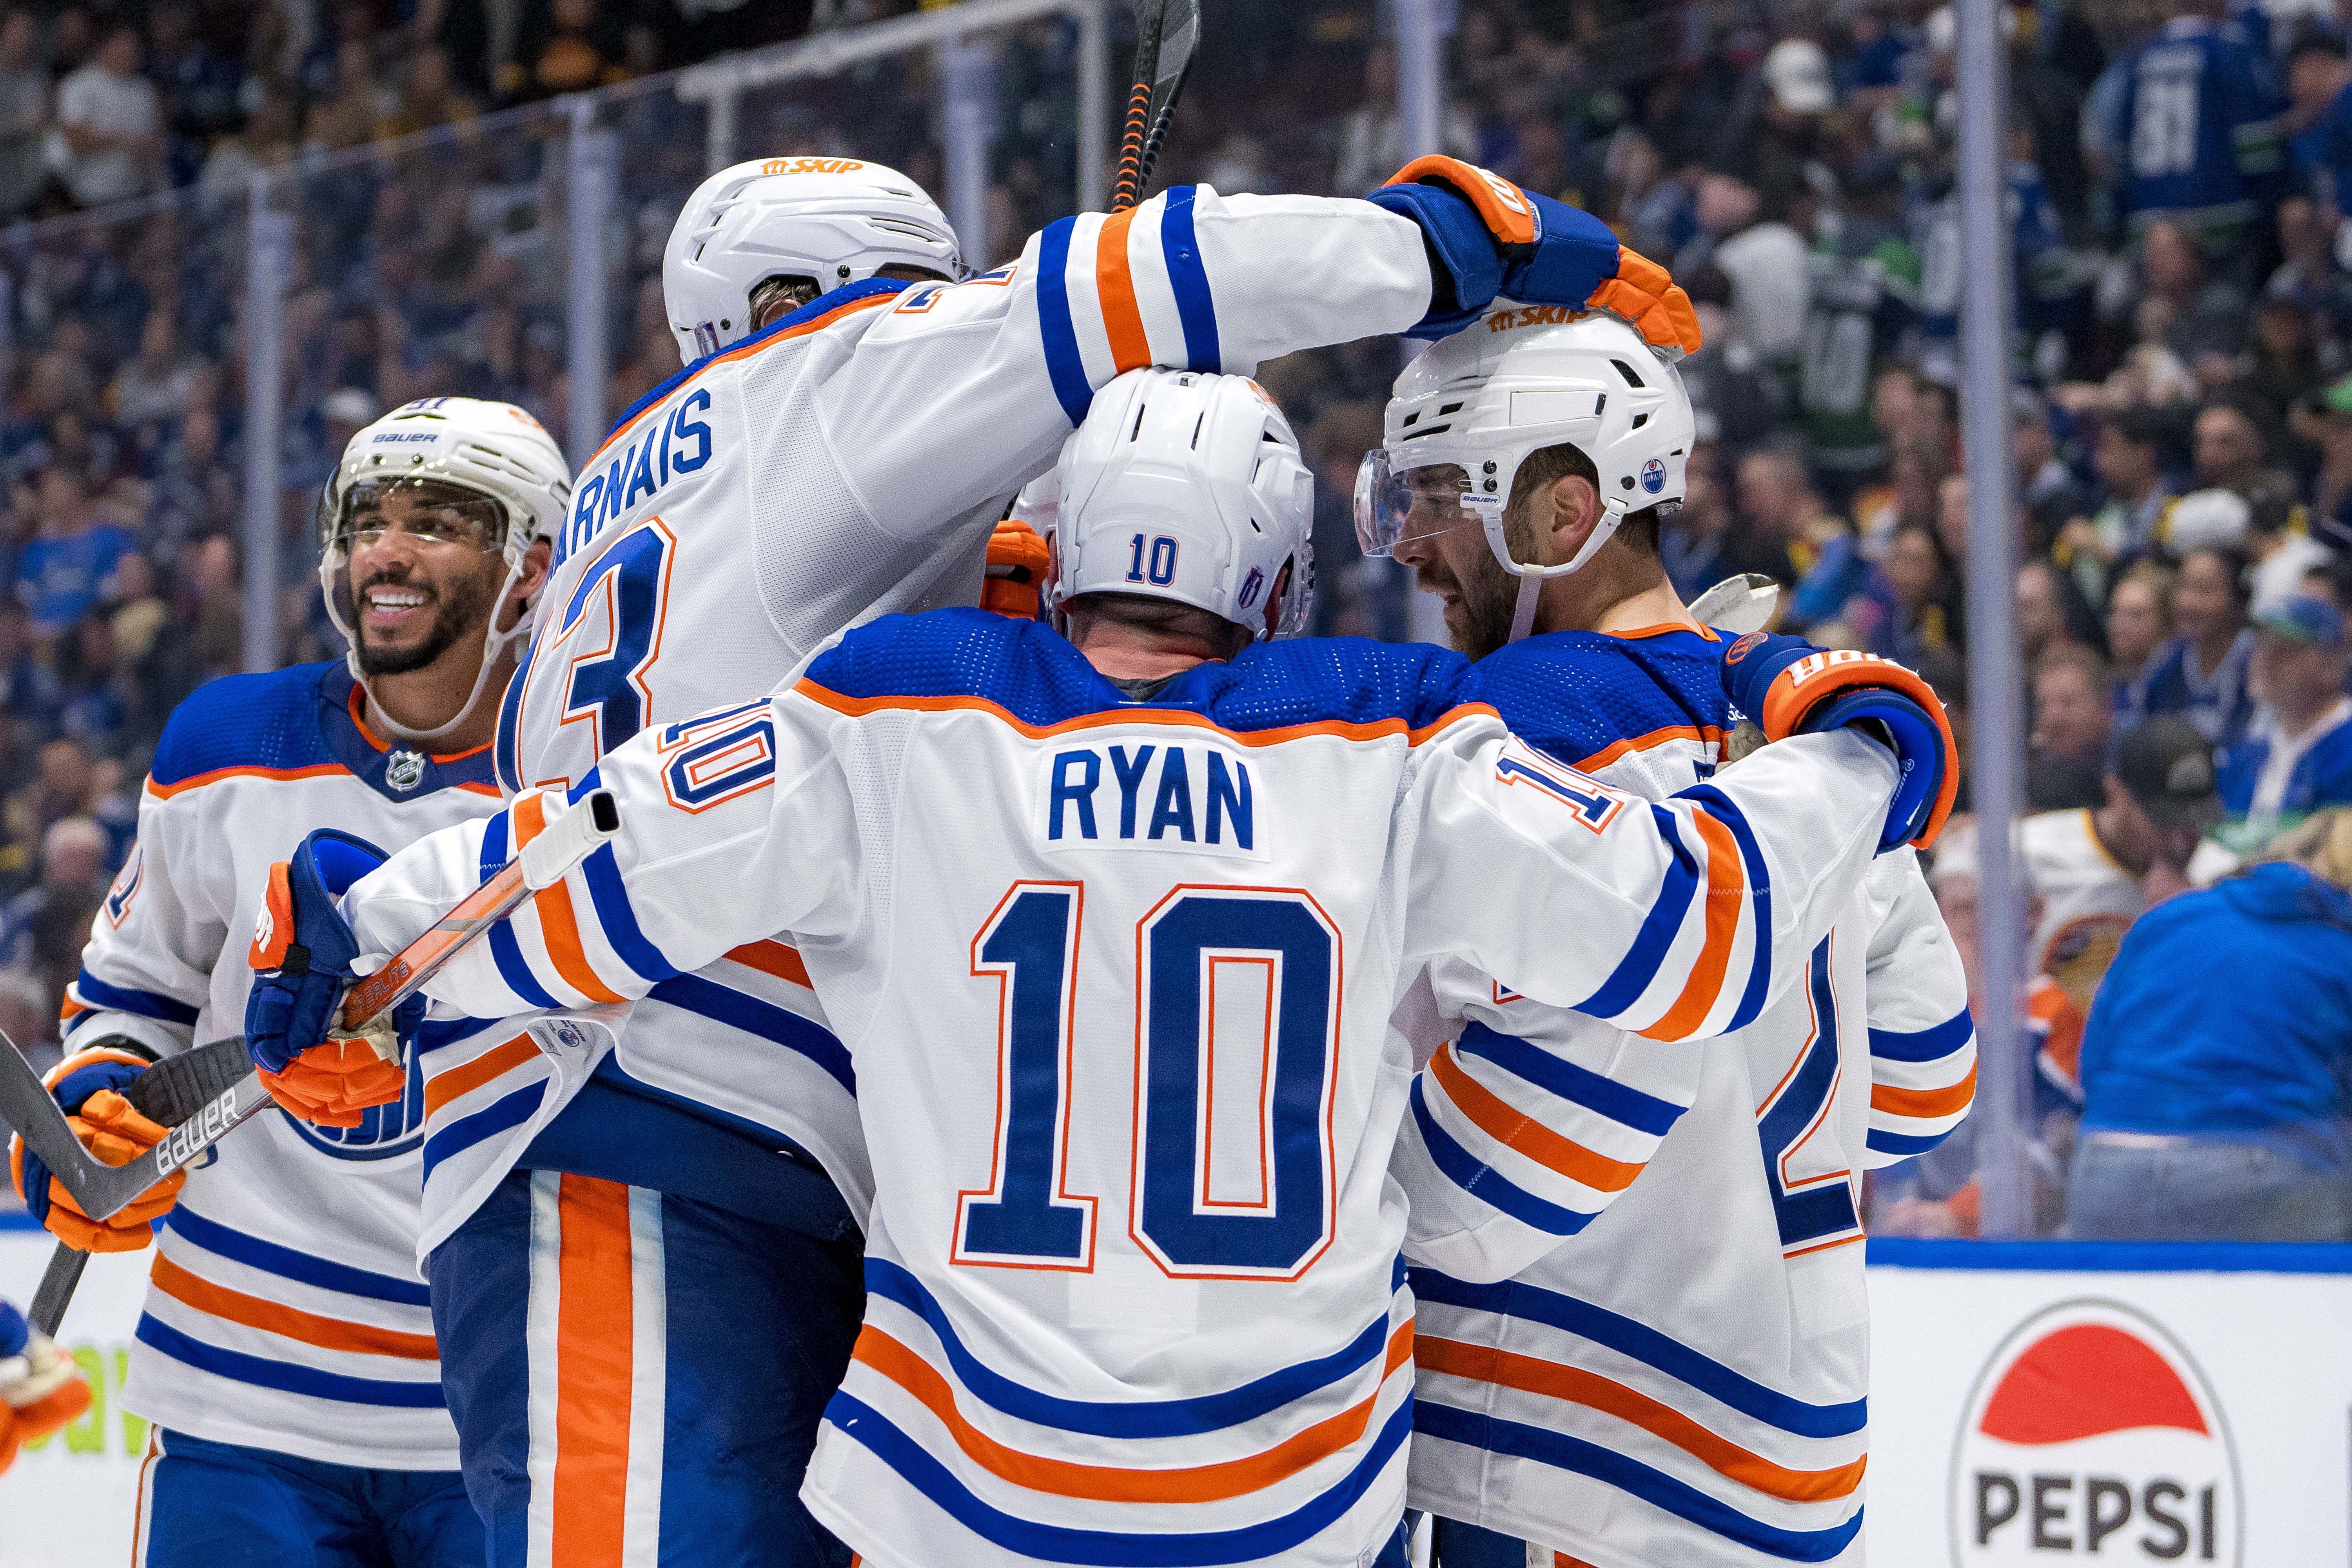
xmin=1476 ymin=630 xmax=1730 ymax=772
xmin=804 ymin=610 xmax=1483 ymax=735
xmin=150 ymin=661 xmax=344 ymax=787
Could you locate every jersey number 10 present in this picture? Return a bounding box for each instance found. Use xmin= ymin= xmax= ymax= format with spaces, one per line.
xmin=954 ymin=882 xmax=1341 ymax=1281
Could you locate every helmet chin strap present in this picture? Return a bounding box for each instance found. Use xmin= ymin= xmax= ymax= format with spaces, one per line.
xmin=1496 ymin=506 xmax=1627 ymax=645
xmin=349 ymin=556 xmax=535 ymax=746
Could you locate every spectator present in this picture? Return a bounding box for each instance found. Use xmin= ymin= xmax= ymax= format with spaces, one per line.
xmin=2017 ymin=559 xmax=2076 ymax=671
xmin=0 ymin=815 xmax=107 ymax=1040
xmin=2107 ymin=4 xmax=2285 ymax=260
xmin=2031 ymin=645 xmax=2116 ymax=811
xmin=1867 ymin=522 xmax=1960 ymax=665
xmin=2122 ymin=543 xmax=2257 ymax=746
xmin=1690 ymin=168 xmax=1811 ymax=366
xmin=2106 ymin=563 xmax=2176 ymax=691
xmin=52 ymin=25 xmax=163 ymax=207
xmin=2192 ymin=400 xmax=2282 ymax=495
xmin=14 ymin=469 xmax=132 ymax=641
xmin=109 ymin=312 xmax=198 ymax=430
xmin=2016 ymin=391 xmax=2093 ymax=543
xmin=2059 ymin=406 xmax=2176 ymax=606
xmin=2219 ymin=594 xmax=2352 ymax=848
xmin=0 ymin=9 xmax=48 ymax=219
xmin=2069 ymin=806 xmax=2352 ymax=1241
xmin=1733 ymin=444 xmax=1864 ymax=624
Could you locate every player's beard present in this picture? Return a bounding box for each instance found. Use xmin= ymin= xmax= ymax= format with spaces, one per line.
xmin=1414 ymin=509 xmax=1535 ymax=662
xmin=350 ymin=564 xmax=503 ymax=677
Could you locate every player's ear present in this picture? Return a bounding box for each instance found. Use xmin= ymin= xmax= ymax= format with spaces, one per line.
xmin=1541 ymin=472 xmax=1603 ymax=567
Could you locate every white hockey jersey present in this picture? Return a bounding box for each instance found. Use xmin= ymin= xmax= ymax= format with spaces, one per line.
xmin=1392 ymin=627 xmax=1976 ymax=1568
xmin=338 ymin=612 xmax=1899 ymax=1568
xmin=60 ymin=662 xmax=503 ymax=1470
xmin=436 ymin=183 xmax=1441 ymax=1251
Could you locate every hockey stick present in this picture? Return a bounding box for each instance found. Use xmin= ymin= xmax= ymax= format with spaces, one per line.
xmin=25 ymin=1038 xmax=251 ymax=1334
xmin=3 ymin=788 xmax=622 ymax=1310
xmin=1108 ymin=0 xmax=1201 ymax=211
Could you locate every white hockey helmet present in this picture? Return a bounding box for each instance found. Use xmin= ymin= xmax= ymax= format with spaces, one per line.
xmin=318 ymin=397 xmax=572 ymax=742
xmin=662 ymin=156 xmax=964 ymax=364
xmin=1356 ymin=309 xmax=1696 ymax=642
xmin=1047 ymin=368 xmax=1315 ymax=641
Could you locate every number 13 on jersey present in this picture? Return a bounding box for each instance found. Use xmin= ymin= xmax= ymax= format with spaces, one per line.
xmin=954 ymin=881 xmax=1342 ymax=1281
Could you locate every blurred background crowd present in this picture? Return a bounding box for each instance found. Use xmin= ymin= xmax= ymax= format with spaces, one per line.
xmin=0 ymin=0 xmax=2347 ymax=1241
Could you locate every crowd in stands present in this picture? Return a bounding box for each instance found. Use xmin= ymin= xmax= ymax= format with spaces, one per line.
xmin=0 ymin=0 xmax=2348 ymax=1238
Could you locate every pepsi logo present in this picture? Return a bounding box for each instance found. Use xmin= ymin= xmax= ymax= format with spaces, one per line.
xmin=1950 ymin=1300 xmax=2239 ymax=1564
xmin=1725 ymin=630 xmax=1768 ymax=664
xmin=1641 ymin=456 xmax=1667 ymax=494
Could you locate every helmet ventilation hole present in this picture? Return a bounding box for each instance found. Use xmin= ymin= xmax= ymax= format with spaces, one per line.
xmin=1610 ymin=359 xmax=1646 ymax=387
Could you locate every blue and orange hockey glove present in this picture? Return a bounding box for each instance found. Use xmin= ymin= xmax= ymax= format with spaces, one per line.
xmin=983 ymin=518 xmax=1051 ymax=620
xmin=1367 ymin=156 xmax=1702 ymax=351
xmin=245 ymin=829 xmax=419 ymax=1126
xmin=9 ymin=1040 xmax=182 ymax=1252
xmin=0 ymin=1296 xmax=91 ymax=1472
xmin=1719 ymin=633 xmax=1959 ymax=851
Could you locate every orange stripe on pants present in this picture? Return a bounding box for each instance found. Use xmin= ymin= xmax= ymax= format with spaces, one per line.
xmin=554 ymin=1174 xmax=636 ymax=1568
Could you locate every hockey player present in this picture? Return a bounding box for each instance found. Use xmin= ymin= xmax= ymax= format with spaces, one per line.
xmin=8 ymin=397 xmax=565 ymax=1566
xmin=238 ymin=153 xmax=1708 ymax=1568
xmin=249 ymin=366 xmax=1956 ymax=1568
xmin=0 ymin=1295 xmax=89 ymax=1472
xmin=1361 ymin=312 xmax=1975 ymax=1566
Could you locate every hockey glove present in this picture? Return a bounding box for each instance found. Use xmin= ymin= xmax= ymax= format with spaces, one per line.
xmin=0 ymin=1297 xmax=91 ymax=1473
xmin=8 ymin=1041 xmax=182 ymax=1252
xmin=1719 ymin=633 xmax=1959 ymax=852
xmin=245 ymin=829 xmax=419 ymax=1126
xmin=1367 ymin=156 xmax=1701 ymax=352
xmin=983 ymin=517 xmax=1051 ymax=620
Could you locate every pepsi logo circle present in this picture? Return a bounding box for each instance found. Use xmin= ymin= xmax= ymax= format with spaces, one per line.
xmin=1641 ymin=456 xmax=1666 ymax=494
xmin=1949 ymin=1300 xmax=2240 ymax=1566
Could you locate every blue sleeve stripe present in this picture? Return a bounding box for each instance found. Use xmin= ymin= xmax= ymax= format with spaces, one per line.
xmin=1410 ymin=1078 xmax=1597 ymax=1238
xmin=559 ymin=771 xmax=675 ymax=982
xmin=1870 ymin=1007 xmax=1975 ymax=1063
xmin=644 ymin=976 xmax=855 ymax=1094
xmin=864 ymin=1255 xmax=1391 ymax=1437
xmin=1034 ymin=217 xmax=1093 ymax=425
xmin=1408 ymin=1267 xmax=1866 ymax=1437
xmin=165 ymin=1208 xmax=431 ymax=1307
xmin=1574 ymin=805 xmax=1700 ymax=1022
xmin=479 ymin=809 xmax=508 ymax=882
xmin=69 ymin=970 xmax=200 ymax=1027
xmin=581 ymin=844 xmax=679 ymax=985
xmin=1867 ymin=1126 xmax=1953 ymax=1156
xmin=1412 ymin=1402 xmax=1861 ymax=1561
xmin=421 ymin=1080 xmax=548 ymax=1183
xmin=1159 ymin=185 xmax=1221 ymax=372
xmin=135 ymin=1315 xmax=445 ymax=1408
xmin=1677 ymin=784 xmax=1772 ymax=1030
xmin=1454 ymin=1022 xmax=1684 ymax=1137
xmin=819 ymin=1391 xmax=1410 ymax=1564
xmin=477 ymin=807 xmax=562 ymax=1011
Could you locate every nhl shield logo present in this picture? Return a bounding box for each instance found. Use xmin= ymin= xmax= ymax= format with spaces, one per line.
xmin=385 ymin=749 xmax=427 ymax=793
xmin=1950 ymin=1299 xmax=2241 ymax=1565
xmin=1640 ymin=457 xmax=1667 ymax=494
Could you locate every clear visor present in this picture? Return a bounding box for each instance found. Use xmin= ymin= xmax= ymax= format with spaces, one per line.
xmin=1352 ymin=454 xmax=1479 ymax=558
xmin=321 ymin=477 xmax=511 ymax=558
